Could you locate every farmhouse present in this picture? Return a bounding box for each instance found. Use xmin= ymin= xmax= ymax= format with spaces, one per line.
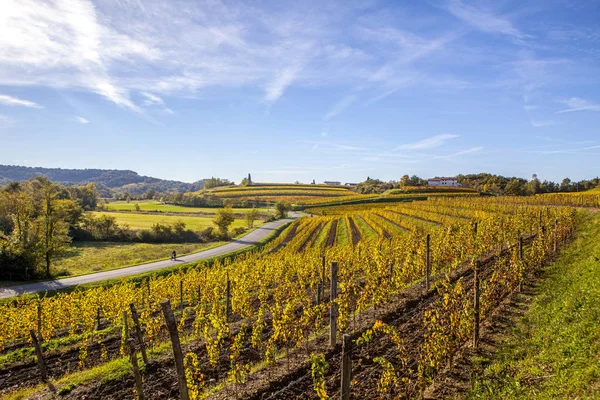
xmin=324 ymin=181 xmax=341 ymax=186
xmin=428 ymin=176 xmax=461 ymax=187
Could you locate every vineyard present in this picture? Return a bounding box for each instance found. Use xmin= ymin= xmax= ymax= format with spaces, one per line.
xmin=0 ymin=197 xmax=578 ymax=399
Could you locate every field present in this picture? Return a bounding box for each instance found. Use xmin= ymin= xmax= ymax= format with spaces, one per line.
xmin=0 ymin=196 xmax=588 ymax=400
xmin=88 ymin=211 xmax=253 ymax=230
xmin=203 ymin=184 xmax=357 ymax=204
xmin=104 ymin=200 xmax=270 ymax=214
xmin=51 ymin=241 xmax=225 ymax=277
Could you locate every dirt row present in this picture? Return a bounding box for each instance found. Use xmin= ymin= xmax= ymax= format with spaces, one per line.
xmin=387 ymin=209 xmax=444 ymax=226
xmin=298 ymin=222 xmax=324 ymax=252
xmin=326 ymin=219 xmax=339 ymax=247
xmin=372 ymin=212 xmax=409 ymax=234
xmin=348 ymin=217 xmax=361 ymax=246
xmin=268 ymin=222 xmax=299 ymax=253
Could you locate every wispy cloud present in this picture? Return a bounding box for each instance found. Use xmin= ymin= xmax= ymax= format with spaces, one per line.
xmin=557 ymin=97 xmax=600 ymax=113
xmin=323 ymin=94 xmax=357 ymax=120
xmin=301 ymin=140 xmax=368 ymax=152
xmin=0 ymin=114 xmax=13 ymax=126
xmin=529 ymin=145 xmax=600 ymax=155
xmin=445 ymin=0 xmax=526 ymax=39
xmin=531 ymin=120 xmax=555 ymax=127
xmin=523 ymin=104 xmax=538 ymax=111
xmin=433 ymin=146 xmax=483 ymax=159
xmin=396 ymin=134 xmax=459 ymax=150
xmin=141 ymin=92 xmax=173 ymax=114
xmin=0 ymin=94 xmax=42 ymax=108
xmin=0 ymin=0 xmax=151 ymax=111
xmin=73 ymin=116 xmax=89 ymax=124
xmin=320 ymin=131 xmax=328 ymax=137
xmin=264 ymin=64 xmax=304 ymax=104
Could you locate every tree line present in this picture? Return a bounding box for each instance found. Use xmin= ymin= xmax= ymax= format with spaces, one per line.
xmin=352 ymin=174 xmax=599 ymax=195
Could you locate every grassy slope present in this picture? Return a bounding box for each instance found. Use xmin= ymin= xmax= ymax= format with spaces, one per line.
xmin=468 ymin=211 xmax=600 ymax=399
xmin=52 ymin=241 xmax=225 ymax=276
xmin=105 ymin=200 xmax=269 ymax=213
xmin=88 ymin=211 xmax=251 ymax=230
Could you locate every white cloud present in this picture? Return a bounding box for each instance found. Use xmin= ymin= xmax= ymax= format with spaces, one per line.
xmin=396 ymin=134 xmax=459 ymax=150
xmin=0 ymin=114 xmax=13 ymax=125
xmin=73 ymin=116 xmax=89 ymax=124
xmin=531 ymin=120 xmax=555 ymax=127
xmin=0 ymin=0 xmax=156 ymax=111
xmin=557 ymin=97 xmax=600 ymax=113
xmin=264 ymin=64 xmax=304 ymax=104
xmin=0 ymin=94 xmax=42 ymax=108
xmin=435 ymin=146 xmax=483 ymax=159
xmin=445 ymin=0 xmax=526 ymax=39
xmin=323 ymin=95 xmax=357 ymax=120
xmin=530 ymin=145 xmax=600 ymax=155
xmin=321 ymin=131 xmax=328 ymax=137
xmin=141 ymin=91 xmax=173 ymax=114
xmin=523 ymin=104 xmax=538 ymax=111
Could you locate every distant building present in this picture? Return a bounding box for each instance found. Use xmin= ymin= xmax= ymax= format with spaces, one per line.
xmin=324 ymin=181 xmax=341 ymax=186
xmin=344 ymin=183 xmax=358 ymax=186
xmin=428 ymin=177 xmax=461 ymax=187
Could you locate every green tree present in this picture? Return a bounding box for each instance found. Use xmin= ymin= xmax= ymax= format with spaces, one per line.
xmin=400 ymin=175 xmax=410 ymax=187
xmin=246 ymin=208 xmax=259 ymax=228
xmin=38 ymin=181 xmax=73 ymax=276
xmin=213 ymin=207 xmax=235 ymax=237
xmin=274 ymin=201 xmax=291 ymax=219
xmin=504 ymin=178 xmax=524 ymax=196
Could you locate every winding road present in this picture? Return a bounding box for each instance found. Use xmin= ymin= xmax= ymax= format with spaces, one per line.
xmin=0 ymin=213 xmax=299 ymax=299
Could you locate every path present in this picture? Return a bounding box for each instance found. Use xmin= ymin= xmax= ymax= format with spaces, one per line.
xmin=0 ymin=213 xmax=299 ymax=299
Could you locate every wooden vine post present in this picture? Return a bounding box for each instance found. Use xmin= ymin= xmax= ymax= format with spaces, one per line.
xmin=316 ymin=281 xmax=322 ymax=305
xmin=161 ymin=300 xmax=190 ymax=400
xmin=473 ymin=261 xmax=481 ymax=349
xmin=129 ymin=302 xmax=148 ymax=364
xmin=128 ymin=338 xmax=145 ymax=400
xmin=425 ymin=234 xmax=431 ymax=292
xmin=340 ymin=333 xmax=353 ymax=400
xmin=330 ymin=261 xmax=339 ymax=347
xmin=30 ymin=329 xmax=48 ymax=382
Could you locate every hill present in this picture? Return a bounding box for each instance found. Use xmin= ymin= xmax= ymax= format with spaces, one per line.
xmin=0 ymin=165 xmax=206 ymax=197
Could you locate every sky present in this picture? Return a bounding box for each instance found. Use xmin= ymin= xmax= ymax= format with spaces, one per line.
xmin=1 ymin=0 xmax=599 ymax=184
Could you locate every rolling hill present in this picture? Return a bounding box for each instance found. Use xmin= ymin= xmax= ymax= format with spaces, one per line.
xmin=0 ymin=165 xmax=206 ymax=196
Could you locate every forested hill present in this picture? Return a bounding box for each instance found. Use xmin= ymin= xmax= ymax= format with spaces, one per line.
xmin=0 ymin=165 xmax=205 ymax=196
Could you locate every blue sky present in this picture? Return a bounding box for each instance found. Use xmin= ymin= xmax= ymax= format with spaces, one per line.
xmin=1 ymin=0 xmax=599 ymax=184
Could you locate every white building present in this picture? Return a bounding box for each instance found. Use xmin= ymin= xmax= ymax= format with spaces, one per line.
xmin=428 ymin=177 xmax=461 ymax=187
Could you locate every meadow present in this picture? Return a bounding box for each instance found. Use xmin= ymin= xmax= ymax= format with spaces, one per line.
xmin=104 ymin=200 xmax=270 ymax=214
xmin=52 ymin=241 xmax=225 ymax=277
xmin=88 ymin=211 xmax=254 ymax=230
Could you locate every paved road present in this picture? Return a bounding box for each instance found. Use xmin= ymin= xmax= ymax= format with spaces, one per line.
xmin=0 ymin=214 xmax=299 ymax=299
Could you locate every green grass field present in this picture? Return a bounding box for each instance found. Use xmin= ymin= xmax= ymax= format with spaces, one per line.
xmin=52 ymin=241 xmax=225 ymax=277
xmin=104 ymin=200 xmax=270 ymax=214
xmin=88 ymin=211 xmax=255 ymax=230
xmin=467 ymin=211 xmax=600 ymax=399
